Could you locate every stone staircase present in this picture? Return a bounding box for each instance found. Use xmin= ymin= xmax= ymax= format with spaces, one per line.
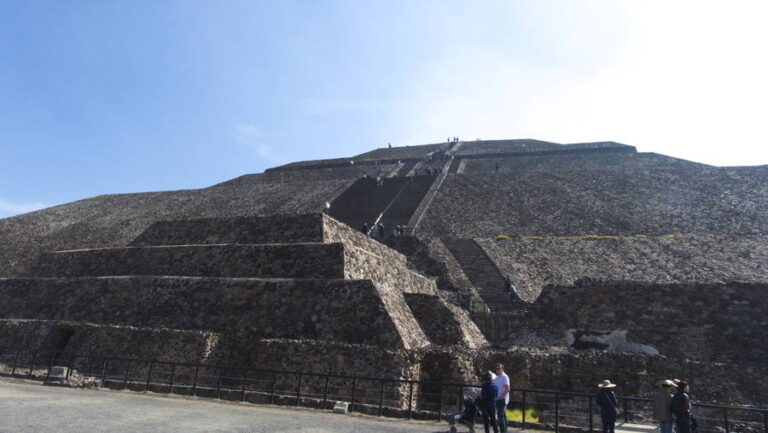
xmin=394 ymin=160 xmax=418 ymax=177
xmin=441 ymin=238 xmax=512 ymax=311
xmin=380 ymin=176 xmax=437 ymax=228
xmin=328 ymin=176 xmax=437 ymax=231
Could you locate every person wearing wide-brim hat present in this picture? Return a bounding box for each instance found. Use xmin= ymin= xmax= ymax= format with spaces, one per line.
xmin=596 ymin=380 xmax=619 ymax=433
xmin=654 ymin=380 xmax=676 ymax=433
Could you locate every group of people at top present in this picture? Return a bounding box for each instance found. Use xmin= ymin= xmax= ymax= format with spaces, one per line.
xmin=361 ymin=222 xmax=407 ymax=238
xmin=597 ymin=379 xmax=695 ymax=433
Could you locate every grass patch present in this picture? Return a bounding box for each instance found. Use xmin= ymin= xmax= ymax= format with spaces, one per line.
xmin=506 ymin=407 xmax=539 ymax=422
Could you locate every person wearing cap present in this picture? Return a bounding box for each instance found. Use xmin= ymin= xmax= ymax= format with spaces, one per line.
xmin=596 ymin=380 xmax=619 ymax=433
xmin=671 ymin=381 xmax=693 ymax=433
xmin=654 ymin=380 xmax=676 ymax=433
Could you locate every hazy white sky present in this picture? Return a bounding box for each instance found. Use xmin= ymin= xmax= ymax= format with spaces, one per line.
xmin=1 ymin=0 xmax=766 ymax=217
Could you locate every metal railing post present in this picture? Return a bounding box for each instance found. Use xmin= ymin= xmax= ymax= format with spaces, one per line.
xmin=555 ymin=392 xmax=560 ymax=433
xmin=11 ymin=349 xmax=19 ymax=376
xmin=296 ymin=374 xmax=302 ymax=407
xmin=623 ymin=398 xmax=629 ymax=423
xmin=145 ymin=361 xmax=154 ymax=392
xmin=724 ymin=408 xmax=729 ymax=433
xmin=100 ymin=358 xmax=109 ymax=387
xmin=241 ymin=369 xmax=248 ymax=402
xmin=350 ymin=378 xmax=357 ymax=413
xmin=378 ymin=380 xmax=385 ymax=416
xmin=28 ymin=350 xmax=38 ymax=378
xmin=191 ymin=365 xmax=200 ymax=397
xmin=66 ymin=353 xmax=76 ymax=380
xmin=458 ymin=386 xmax=464 ymax=413
xmin=322 ymin=374 xmax=330 ymax=409
xmin=407 ymin=382 xmax=414 ymax=419
xmin=45 ymin=352 xmax=56 ymax=382
xmin=169 ymin=363 xmax=176 ymax=394
xmin=763 ymin=411 xmax=767 ymax=433
xmin=216 ymin=366 xmax=224 ymax=399
xmin=437 ymin=384 xmax=443 ymax=421
xmin=122 ymin=359 xmax=131 ymax=390
xmin=522 ymin=391 xmax=527 ymax=429
xmin=270 ymin=372 xmax=277 ymax=404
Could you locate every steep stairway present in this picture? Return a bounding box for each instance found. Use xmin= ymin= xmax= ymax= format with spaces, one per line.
xmin=441 ymin=238 xmax=512 ymax=311
xmin=395 ymin=160 xmax=418 ymax=177
xmin=380 ymin=176 xmax=437 ymax=228
xmin=328 ymin=176 xmax=437 ymax=232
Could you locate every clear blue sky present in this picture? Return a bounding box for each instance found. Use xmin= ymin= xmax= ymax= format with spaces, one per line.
xmin=2 ymin=0 xmax=767 ymax=218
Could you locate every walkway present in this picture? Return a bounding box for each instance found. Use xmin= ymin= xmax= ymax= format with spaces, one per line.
xmin=0 ymin=379 xmax=657 ymax=433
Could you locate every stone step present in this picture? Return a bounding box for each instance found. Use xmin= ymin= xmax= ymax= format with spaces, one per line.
xmin=328 ymin=176 xmax=436 ymax=231
xmin=328 ymin=177 xmax=409 ymax=228
xmin=0 ymin=277 xmax=427 ymax=350
xmin=404 ymin=293 xmax=487 ymax=348
xmin=130 ymin=214 xmax=325 ymax=247
xmin=0 ymin=318 xmax=221 ymax=365
xmin=380 ymin=176 xmax=437 ymax=228
xmin=25 ymin=243 xmax=345 ymax=279
xmin=442 ymin=238 xmax=511 ymax=312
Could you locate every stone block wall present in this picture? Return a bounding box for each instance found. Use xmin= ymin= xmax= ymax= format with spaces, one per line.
xmin=477 ymin=234 xmax=768 ymax=301
xmin=475 ymin=348 xmax=768 ymax=406
xmin=322 ymin=215 xmax=437 ymax=295
xmin=418 ymin=164 xmax=768 ymax=238
xmin=476 ymin=281 xmax=768 ymax=366
xmin=27 ymin=243 xmax=345 ymax=279
xmin=130 ymin=214 xmax=326 ymax=246
xmin=404 ymin=293 xmax=487 ymax=348
xmin=0 ymin=277 xmax=416 ymax=349
xmin=0 ymin=318 xmax=220 ymax=365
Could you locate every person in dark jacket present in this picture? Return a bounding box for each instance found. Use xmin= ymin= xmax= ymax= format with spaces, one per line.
xmin=596 ymin=380 xmax=619 ymax=433
xmin=671 ymin=381 xmax=693 ymax=433
xmin=480 ymin=371 xmax=499 ymax=433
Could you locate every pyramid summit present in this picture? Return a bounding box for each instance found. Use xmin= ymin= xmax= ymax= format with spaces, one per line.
xmin=1 ymin=138 xmax=767 ymax=407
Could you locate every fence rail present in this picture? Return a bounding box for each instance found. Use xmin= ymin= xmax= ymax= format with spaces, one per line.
xmin=0 ymin=347 xmax=765 ymax=433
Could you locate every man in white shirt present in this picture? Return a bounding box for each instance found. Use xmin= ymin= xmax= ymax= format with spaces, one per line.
xmin=493 ymin=363 xmax=510 ymax=433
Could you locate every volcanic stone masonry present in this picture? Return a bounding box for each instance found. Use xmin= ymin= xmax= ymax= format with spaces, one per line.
xmin=1 ymin=138 xmax=766 ymax=406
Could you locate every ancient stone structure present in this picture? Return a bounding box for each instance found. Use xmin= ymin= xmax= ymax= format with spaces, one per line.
xmin=1 ymin=138 xmax=766 ymax=406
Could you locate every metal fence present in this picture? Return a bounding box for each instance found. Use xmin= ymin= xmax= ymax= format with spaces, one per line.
xmin=0 ymin=347 xmax=765 ymax=432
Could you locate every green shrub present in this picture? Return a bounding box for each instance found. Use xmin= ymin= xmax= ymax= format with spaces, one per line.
xmin=506 ymin=407 xmax=539 ymax=422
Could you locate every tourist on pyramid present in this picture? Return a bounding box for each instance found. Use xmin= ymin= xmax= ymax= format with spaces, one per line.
xmin=596 ymin=380 xmax=619 ymax=433
xmin=505 ymin=276 xmax=520 ymax=302
xmin=654 ymin=379 xmax=676 ymax=433
xmin=493 ymin=363 xmax=510 ymax=433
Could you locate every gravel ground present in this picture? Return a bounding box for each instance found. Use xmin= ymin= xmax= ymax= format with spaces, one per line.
xmin=0 ymin=378 xmax=455 ymax=433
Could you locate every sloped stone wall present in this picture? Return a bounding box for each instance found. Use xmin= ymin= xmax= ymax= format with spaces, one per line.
xmin=130 ymin=214 xmax=325 ymax=246
xmin=0 ymin=318 xmax=220 ymax=364
xmin=477 ymin=234 xmax=768 ymax=301
xmin=0 ymin=180 xmax=349 ymax=277
xmin=476 ymin=281 xmax=768 ymax=366
xmin=418 ymin=165 xmax=768 ymax=238
xmin=26 ymin=243 xmax=345 ymax=279
xmin=322 ymin=216 xmax=437 ymax=295
xmin=0 ymin=277 xmax=411 ymax=349
xmin=404 ymin=293 xmax=487 ymax=348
